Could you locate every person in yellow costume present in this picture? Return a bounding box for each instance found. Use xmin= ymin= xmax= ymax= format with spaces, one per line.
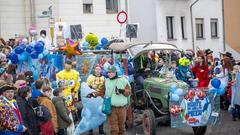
xmin=56 ymin=60 xmax=80 ymax=112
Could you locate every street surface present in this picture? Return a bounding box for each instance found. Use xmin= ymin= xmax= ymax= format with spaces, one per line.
xmin=84 ymin=111 xmax=240 ymax=135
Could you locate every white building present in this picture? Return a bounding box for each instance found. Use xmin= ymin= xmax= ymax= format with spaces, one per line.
xmin=0 ymin=0 xmax=127 ymax=40
xmin=129 ymin=0 xmax=225 ymax=57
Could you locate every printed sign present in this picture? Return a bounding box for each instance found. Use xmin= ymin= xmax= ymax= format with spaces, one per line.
xmin=170 ymin=88 xmax=221 ymax=128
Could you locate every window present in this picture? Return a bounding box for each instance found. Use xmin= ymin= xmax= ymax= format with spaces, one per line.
xmin=211 ymin=19 xmax=218 ymax=38
xmin=166 ymin=16 xmax=174 ymax=39
xmin=83 ymin=4 xmax=93 ymax=13
xmin=106 ymin=0 xmax=118 ymax=14
xmin=196 ymin=18 xmax=204 ymax=38
xmin=181 ymin=16 xmax=187 ymax=39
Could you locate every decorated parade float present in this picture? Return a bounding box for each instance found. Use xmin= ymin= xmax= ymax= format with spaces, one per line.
xmin=8 ymin=21 xmax=226 ymax=135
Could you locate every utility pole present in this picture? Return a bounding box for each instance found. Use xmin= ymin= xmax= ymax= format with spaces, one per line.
xmin=222 ymin=0 xmax=226 ymax=52
xmin=190 ymin=0 xmax=201 ymax=52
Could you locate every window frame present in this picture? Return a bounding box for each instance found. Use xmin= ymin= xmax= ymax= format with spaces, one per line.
xmin=195 ymin=18 xmax=204 ymax=39
xmin=211 ymin=18 xmax=218 ymax=38
xmin=106 ymin=0 xmax=119 ymax=14
xmin=181 ymin=16 xmax=187 ymax=39
xmin=166 ymin=16 xmax=174 ymax=39
xmin=83 ymin=3 xmax=93 ymax=14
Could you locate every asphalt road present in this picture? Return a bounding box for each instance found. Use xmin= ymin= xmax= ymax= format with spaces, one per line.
xmin=127 ymin=110 xmax=240 ymax=135
xmin=82 ymin=110 xmax=240 ymax=135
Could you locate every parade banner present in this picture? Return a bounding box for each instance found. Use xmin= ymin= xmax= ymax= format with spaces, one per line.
xmin=76 ymin=54 xmax=98 ymax=83
xmin=170 ymin=88 xmax=221 ymax=128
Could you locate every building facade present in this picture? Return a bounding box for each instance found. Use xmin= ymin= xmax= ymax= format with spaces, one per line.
xmin=129 ymin=0 xmax=225 ymax=57
xmin=224 ymin=0 xmax=240 ymax=53
xmin=0 ymin=0 xmax=127 ymax=40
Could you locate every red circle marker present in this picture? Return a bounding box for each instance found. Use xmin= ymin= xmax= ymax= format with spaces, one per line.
xmin=117 ymin=11 xmax=128 ymax=24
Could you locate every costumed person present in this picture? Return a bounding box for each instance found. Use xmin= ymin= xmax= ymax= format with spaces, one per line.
xmin=205 ymin=49 xmax=214 ymax=83
xmin=38 ymin=30 xmax=52 ymax=50
xmin=16 ymin=86 xmax=40 ymax=135
xmin=87 ymin=65 xmax=131 ymax=135
xmin=55 ymin=21 xmax=68 ymax=48
xmin=56 ymin=60 xmax=80 ymax=120
xmin=0 ymin=82 xmax=27 ymax=135
xmin=175 ymin=57 xmax=194 ymax=85
xmin=191 ymin=56 xmax=209 ymax=87
xmin=216 ymin=56 xmax=233 ymax=110
xmin=229 ymin=65 xmax=240 ymax=121
xmin=86 ymin=64 xmax=106 ymax=135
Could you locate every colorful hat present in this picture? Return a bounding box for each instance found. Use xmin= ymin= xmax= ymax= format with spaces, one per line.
xmin=221 ymin=52 xmax=232 ymax=58
xmin=107 ymin=65 xmax=117 ymax=72
xmin=0 ymin=84 xmax=17 ymax=93
xmin=205 ymin=49 xmax=213 ymax=56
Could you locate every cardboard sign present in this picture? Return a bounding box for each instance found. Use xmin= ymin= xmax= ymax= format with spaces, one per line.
xmin=170 ymin=88 xmax=221 ymax=128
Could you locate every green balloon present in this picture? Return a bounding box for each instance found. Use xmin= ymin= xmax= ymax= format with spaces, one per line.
xmin=85 ymin=33 xmax=99 ymax=49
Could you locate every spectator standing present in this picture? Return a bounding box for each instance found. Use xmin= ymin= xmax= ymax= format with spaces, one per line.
xmin=37 ymin=86 xmax=58 ymax=134
xmin=16 ymin=86 xmax=40 ymax=135
xmin=52 ymin=88 xmax=72 ymax=135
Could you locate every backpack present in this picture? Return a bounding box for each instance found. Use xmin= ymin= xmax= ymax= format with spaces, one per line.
xmin=34 ymin=105 xmax=52 ymax=125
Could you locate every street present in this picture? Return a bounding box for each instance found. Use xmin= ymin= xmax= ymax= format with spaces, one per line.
xmin=85 ymin=110 xmax=240 ymax=135
xmin=126 ymin=111 xmax=240 ymax=135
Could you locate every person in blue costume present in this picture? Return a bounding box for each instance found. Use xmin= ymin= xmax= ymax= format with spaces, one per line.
xmin=175 ymin=57 xmax=194 ymax=85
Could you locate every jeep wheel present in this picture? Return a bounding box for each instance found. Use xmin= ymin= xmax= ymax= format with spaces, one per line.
xmin=143 ymin=109 xmax=156 ymax=135
xmin=192 ymin=126 xmax=207 ymax=135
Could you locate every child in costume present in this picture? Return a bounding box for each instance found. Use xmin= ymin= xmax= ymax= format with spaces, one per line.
xmin=86 ymin=64 xmax=105 ymax=135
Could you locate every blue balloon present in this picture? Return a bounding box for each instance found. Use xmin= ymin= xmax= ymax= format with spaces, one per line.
xmin=170 ymin=94 xmax=180 ymax=102
xmin=174 ymin=88 xmax=184 ymax=96
xmin=38 ymin=41 xmax=45 ymax=46
xmin=101 ymin=37 xmax=108 ymax=46
xmin=9 ymin=53 xmax=19 ymax=64
xmin=38 ymin=53 xmax=44 ymax=59
xmin=34 ymin=42 xmax=44 ymax=54
xmin=211 ymin=78 xmax=221 ymax=89
xmin=96 ymin=44 xmax=102 ymax=50
xmin=26 ymin=46 xmax=33 ymax=53
xmin=19 ymin=43 xmax=26 ymax=50
xmin=18 ymin=53 xmax=28 ymax=61
xmin=220 ymin=82 xmax=227 ymax=89
xmin=217 ymin=88 xmax=225 ymax=96
xmin=170 ymin=84 xmax=177 ymax=93
xmin=30 ymin=51 xmax=39 ymax=59
xmin=82 ymin=42 xmax=89 ymax=50
xmin=101 ymin=70 xmax=108 ymax=78
xmin=15 ymin=46 xmax=24 ymax=54
xmin=43 ymin=50 xmax=49 ymax=56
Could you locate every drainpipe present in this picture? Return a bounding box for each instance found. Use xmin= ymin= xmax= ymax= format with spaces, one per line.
xmin=29 ymin=0 xmax=36 ymax=25
xmin=222 ymin=0 xmax=226 ymax=51
xmin=190 ymin=0 xmax=200 ymax=52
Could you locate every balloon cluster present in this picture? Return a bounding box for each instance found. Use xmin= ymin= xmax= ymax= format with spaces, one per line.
xmin=9 ymin=41 xmax=49 ymax=64
xmin=170 ymin=84 xmax=184 ymax=102
xmin=209 ymin=78 xmax=227 ymax=96
xmin=82 ymin=33 xmax=109 ymax=50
